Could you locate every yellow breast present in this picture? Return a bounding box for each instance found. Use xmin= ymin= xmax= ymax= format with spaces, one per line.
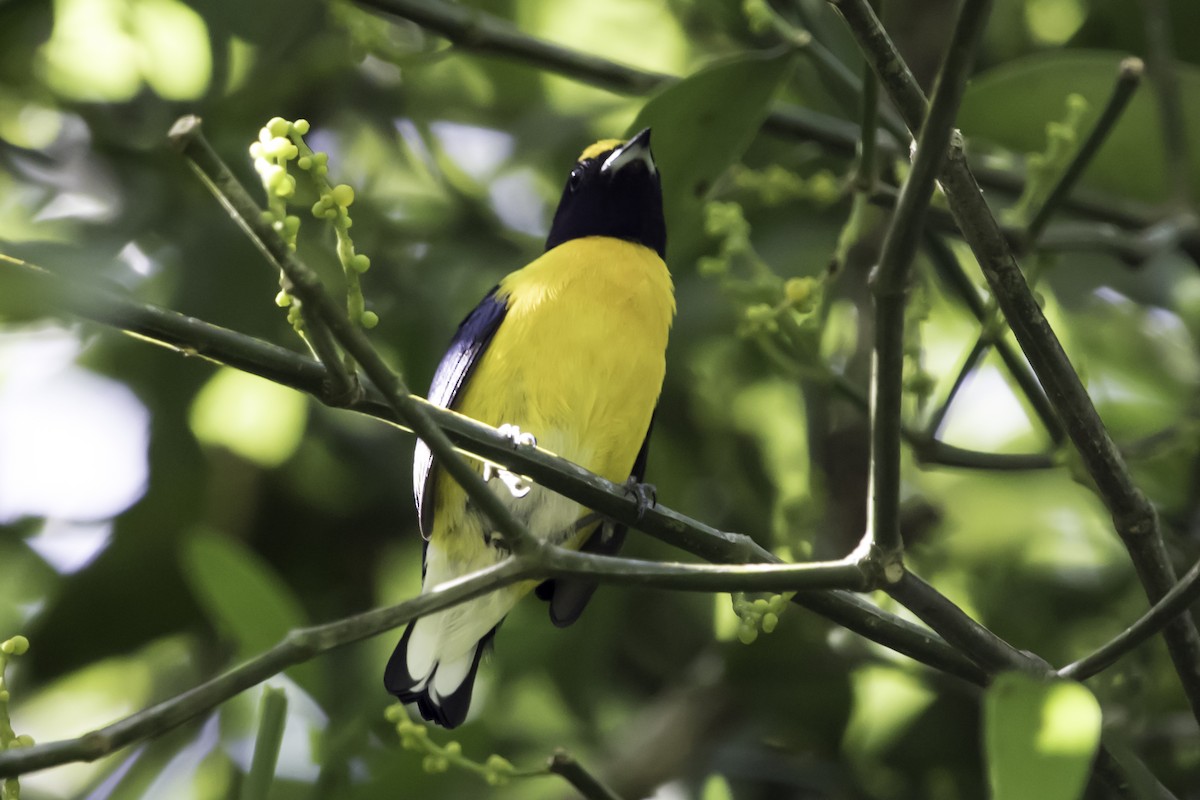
xmin=469 ymin=236 xmax=673 ymax=478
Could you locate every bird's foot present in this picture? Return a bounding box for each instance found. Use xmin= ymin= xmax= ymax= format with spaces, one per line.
xmin=623 ymin=476 xmax=657 ymax=521
xmin=483 ymin=423 xmax=537 ymax=498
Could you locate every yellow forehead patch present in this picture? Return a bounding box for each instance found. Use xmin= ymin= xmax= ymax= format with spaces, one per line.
xmin=578 ymin=138 xmax=623 ymax=162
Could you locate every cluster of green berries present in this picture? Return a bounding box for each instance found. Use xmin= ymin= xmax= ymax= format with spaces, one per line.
xmin=741 ymin=276 xmax=819 ymax=335
xmin=732 ymin=165 xmax=841 ymax=207
xmin=251 ymin=115 xmax=378 ymax=330
xmin=1 ymin=635 xmax=35 ymax=750
xmin=732 ymin=593 xmax=790 ymax=644
xmin=385 ymin=704 xmax=516 ymax=786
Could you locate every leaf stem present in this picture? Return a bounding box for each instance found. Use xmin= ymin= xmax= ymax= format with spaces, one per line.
xmin=238 ymin=687 xmax=288 ymax=800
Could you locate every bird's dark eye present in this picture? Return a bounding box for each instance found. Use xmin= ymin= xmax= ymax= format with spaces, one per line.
xmin=567 ymin=166 xmax=584 ymax=193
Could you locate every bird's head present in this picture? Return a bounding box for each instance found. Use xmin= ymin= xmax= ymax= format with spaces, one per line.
xmin=545 ymin=128 xmax=666 ymax=259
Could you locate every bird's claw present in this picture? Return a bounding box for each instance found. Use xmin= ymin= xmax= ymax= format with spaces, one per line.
xmin=483 ymin=424 xmax=537 ymax=498
xmin=624 ymin=477 xmax=657 ymax=521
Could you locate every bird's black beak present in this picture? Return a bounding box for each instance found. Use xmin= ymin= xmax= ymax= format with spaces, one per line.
xmin=601 ymin=128 xmax=656 ymax=177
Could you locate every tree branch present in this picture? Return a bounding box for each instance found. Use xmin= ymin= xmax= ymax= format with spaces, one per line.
xmin=1060 ymin=554 xmax=1200 ymax=681
xmin=829 ymin=0 xmax=1200 ymax=726
xmin=864 ymin=0 xmax=990 ymax=559
xmin=547 ymin=750 xmax=625 ymax=800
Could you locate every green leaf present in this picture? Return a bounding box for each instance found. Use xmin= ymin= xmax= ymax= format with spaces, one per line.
xmin=701 ymin=773 xmax=734 ymax=800
xmin=628 ymin=49 xmax=795 ymax=268
xmin=959 ymin=50 xmax=1200 ymax=204
xmin=181 ymin=529 xmax=318 ymax=693
xmin=984 ymin=673 xmax=1102 ymax=800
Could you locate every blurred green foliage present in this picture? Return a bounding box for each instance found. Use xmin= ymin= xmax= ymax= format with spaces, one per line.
xmin=1 ymin=0 xmax=1200 ymax=798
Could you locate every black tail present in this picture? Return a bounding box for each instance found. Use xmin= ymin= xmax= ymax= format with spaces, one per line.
xmin=384 ymin=622 xmax=497 ymax=729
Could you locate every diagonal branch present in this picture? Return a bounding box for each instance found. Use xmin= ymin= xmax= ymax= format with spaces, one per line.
xmin=1060 ymin=554 xmax=1200 ymax=681
xmin=1024 ymin=58 xmax=1145 ymax=246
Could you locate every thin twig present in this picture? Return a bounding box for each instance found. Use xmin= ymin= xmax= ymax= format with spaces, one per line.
xmin=760 ymin=338 xmax=1055 ymax=470
xmin=829 ymin=0 xmax=1200 ymax=726
xmin=297 ymin=304 xmax=361 ymax=405
xmin=238 ymin=687 xmax=288 ymax=800
xmin=1060 ymin=555 xmax=1200 ymax=681
xmin=924 ymin=335 xmax=988 ymax=439
xmin=886 ymin=572 xmax=1046 ymax=675
xmin=864 ymin=0 xmax=991 ymax=559
xmin=1025 ymin=58 xmax=1145 ymax=245
xmin=854 ymin=57 xmax=880 ymax=192
xmin=548 ymin=749 xmax=625 ymax=800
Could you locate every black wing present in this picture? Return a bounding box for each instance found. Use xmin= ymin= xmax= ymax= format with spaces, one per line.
xmin=413 ymin=286 xmax=508 ymax=538
xmin=537 ymin=412 xmax=656 ymax=627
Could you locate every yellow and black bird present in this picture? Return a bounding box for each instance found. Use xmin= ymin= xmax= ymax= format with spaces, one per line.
xmin=384 ymin=129 xmax=674 ymax=727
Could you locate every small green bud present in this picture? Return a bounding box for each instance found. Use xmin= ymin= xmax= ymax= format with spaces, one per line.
xmin=284 ymin=215 xmax=301 ymax=234
xmin=485 ymin=754 xmax=513 ymax=773
xmin=313 ymin=152 xmax=329 ymax=166
xmin=361 ymin=311 xmax=380 ymax=329
xmin=785 ymin=277 xmax=815 ymax=307
xmin=271 ymin=173 xmax=296 ymax=198
xmin=444 ymin=741 xmax=462 ymax=757
xmin=293 ymin=118 xmax=311 ymax=135
xmin=249 ymin=141 xmax=264 ymax=159
xmin=697 ymin=256 xmax=728 ymax=277
xmin=275 ymin=291 xmax=292 ymax=307
xmin=745 ymin=304 xmax=774 ymax=323
xmin=311 ymin=199 xmax=331 ymax=218
xmin=761 ymin=612 xmax=779 ymax=633
xmin=14 ymin=734 xmax=34 ymax=747
xmin=752 ymin=598 xmax=769 ymax=612
xmin=350 ymin=253 xmax=371 ymax=273
xmin=767 ymin=594 xmax=786 ymax=614
xmin=297 ymin=156 xmax=312 ymax=170
xmin=331 ymin=184 xmax=355 ymax=207
xmin=267 ymin=117 xmax=291 ymax=138
xmin=1 ymin=636 xmax=29 ymax=655
xmin=384 ymin=704 xmax=406 ymax=723
xmin=737 ymin=624 xmax=759 ymax=645
xmin=0 ymin=690 xmax=9 ymax=703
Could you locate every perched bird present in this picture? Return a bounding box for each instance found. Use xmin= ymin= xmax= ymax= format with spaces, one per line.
xmin=385 ymin=129 xmax=674 ymax=728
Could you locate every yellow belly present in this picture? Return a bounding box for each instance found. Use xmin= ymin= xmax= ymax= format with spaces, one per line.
xmin=431 ymin=236 xmax=674 ymax=557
